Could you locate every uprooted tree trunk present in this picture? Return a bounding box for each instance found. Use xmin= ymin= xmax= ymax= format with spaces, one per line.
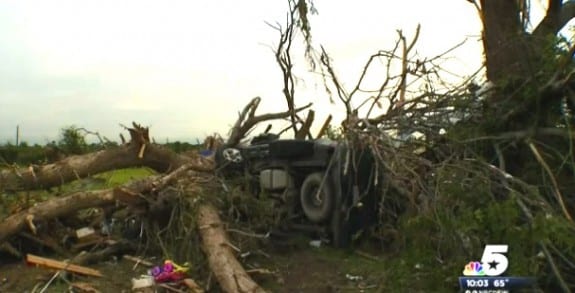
xmin=0 ymin=123 xmax=212 ymax=192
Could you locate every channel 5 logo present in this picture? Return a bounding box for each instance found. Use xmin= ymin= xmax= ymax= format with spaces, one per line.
xmin=460 ymin=244 xmax=535 ymax=291
xmin=463 ymin=245 xmax=508 ymax=276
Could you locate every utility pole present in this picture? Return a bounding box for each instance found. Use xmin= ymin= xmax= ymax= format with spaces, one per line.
xmin=16 ymin=125 xmax=20 ymax=147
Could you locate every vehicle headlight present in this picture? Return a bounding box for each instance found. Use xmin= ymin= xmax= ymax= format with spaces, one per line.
xmin=222 ymin=148 xmax=243 ymax=163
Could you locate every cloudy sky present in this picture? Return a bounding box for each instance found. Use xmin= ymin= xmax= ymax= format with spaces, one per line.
xmin=0 ymin=0 xmax=526 ymax=145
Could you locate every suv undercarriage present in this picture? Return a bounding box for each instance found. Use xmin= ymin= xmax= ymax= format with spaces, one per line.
xmin=215 ymin=134 xmax=381 ymax=248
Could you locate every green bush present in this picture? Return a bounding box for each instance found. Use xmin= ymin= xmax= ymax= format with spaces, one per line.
xmin=58 ymin=125 xmax=87 ymax=155
xmin=0 ymin=143 xmax=18 ymax=163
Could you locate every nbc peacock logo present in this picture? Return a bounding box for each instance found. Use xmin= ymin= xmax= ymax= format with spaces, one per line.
xmin=462 ymin=261 xmax=486 ymax=276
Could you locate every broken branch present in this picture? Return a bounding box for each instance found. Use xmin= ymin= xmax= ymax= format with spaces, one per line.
xmin=226 ymin=97 xmax=312 ymax=147
xmin=197 ymin=204 xmax=267 ymax=293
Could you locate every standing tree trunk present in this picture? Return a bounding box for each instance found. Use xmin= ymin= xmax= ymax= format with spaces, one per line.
xmin=480 ymin=0 xmax=531 ymax=83
xmin=477 ymin=0 xmax=575 ymax=132
xmin=479 ymin=0 xmax=575 ymax=90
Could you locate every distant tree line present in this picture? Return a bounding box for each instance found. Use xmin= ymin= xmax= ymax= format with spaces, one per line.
xmin=0 ymin=126 xmax=201 ymax=165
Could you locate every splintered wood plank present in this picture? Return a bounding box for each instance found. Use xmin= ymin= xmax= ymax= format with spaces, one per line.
xmin=26 ymin=254 xmax=103 ymax=277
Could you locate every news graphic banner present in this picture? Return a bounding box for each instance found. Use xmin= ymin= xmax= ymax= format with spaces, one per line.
xmin=459 ymin=245 xmax=536 ymax=292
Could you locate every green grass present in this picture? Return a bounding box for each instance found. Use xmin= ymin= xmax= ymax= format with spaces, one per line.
xmin=47 ymin=167 xmax=156 ymax=193
xmin=94 ymin=167 xmax=156 ymax=187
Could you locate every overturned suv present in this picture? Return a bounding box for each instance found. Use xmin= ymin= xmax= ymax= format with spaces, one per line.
xmin=215 ymin=134 xmax=381 ymax=248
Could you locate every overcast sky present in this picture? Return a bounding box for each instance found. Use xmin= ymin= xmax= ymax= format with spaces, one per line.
xmin=0 ymin=0 xmax=518 ymax=145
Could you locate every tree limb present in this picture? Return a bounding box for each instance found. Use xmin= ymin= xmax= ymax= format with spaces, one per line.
xmin=528 ymin=141 xmax=573 ymax=223
xmin=197 ymin=204 xmax=267 ymax=293
xmin=226 ymin=97 xmax=312 ymax=147
xmin=295 ymin=110 xmax=315 ymax=139
xmin=316 ymin=115 xmax=332 ymax=138
xmin=270 ymin=2 xmax=299 ymax=137
xmin=533 ymin=0 xmax=575 ymax=37
xmin=558 ymin=1 xmax=575 ymax=33
xmin=461 ymin=127 xmax=575 ymax=142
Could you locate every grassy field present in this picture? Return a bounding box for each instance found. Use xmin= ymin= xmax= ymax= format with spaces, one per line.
xmin=92 ymin=167 xmax=157 ymax=187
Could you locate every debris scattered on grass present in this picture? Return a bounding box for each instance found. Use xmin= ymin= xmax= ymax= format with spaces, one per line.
xmin=182 ymin=278 xmax=204 ymax=293
xmin=131 ymin=275 xmax=154 ymax=291
xmin=75 ymin=227 xmax=96 ymax=239
xmin=26 ymin=254 xmax=103 ymax=277
xmin=123 ymin=255 xmax=155 ymax=268
xmin=69 ymin=282 xmax=101 ymax=293
xmin=345 ymin=273 xmax=363 ymax=281
xmin=149 ymin=260 xmax=190 ymax=283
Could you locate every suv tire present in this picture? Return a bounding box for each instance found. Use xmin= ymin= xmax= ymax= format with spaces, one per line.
xmin=300 ymin=172 xmax=334 ymax=223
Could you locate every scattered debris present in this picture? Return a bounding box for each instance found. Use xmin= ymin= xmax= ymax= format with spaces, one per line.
xmin=75 ymin=227 xmax=96 ymax=240
xmin=246 ymin=268 xmax=275 ymax=276
xmin=354 ymin=250 xmax=381 ymax=262
xmin=149 ymin=260 xmax=190 ymax=283
xmin=69 ymin=282 xmax=102 ymax=293
xmin=345 ymin=273 xmax=363 ymax=281
xmin=123 ymin=255 xmax=155 ymax=267
xmin=26 ymin=254 xmax=103 ymax=277
xmin=131 ymin=275 xmax=155 ymax=291
xmin=182 ymin=278 xmax=204 ymax=293
xmin=0 ymin=242 xmax=21 ymax=258
xmin=70 ymin=236 xmax=103 ymax=253
xmin=157 ymin=283 xmax=188 ymax=293
xmin=37 ymin=270 xmax=61 ymax=293
xmin=309 ymin=240 xmax=322 ymax=248
xmin=0 ymin=276 xmax=15 ymax=292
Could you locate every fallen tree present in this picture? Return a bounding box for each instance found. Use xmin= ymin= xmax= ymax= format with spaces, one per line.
xmin=0 ymin=94 xmax=314 ymax=292
xmin=0 ymin=123 xmax=212 ymax=192
xmin=0 ymin=162 xmax=197 ymax=245
xmin=198 ymin=204 xmax=267 ymax=293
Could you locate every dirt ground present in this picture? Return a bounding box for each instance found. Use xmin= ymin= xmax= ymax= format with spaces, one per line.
xmin=261 ymin=248 xmax=383 ymax=293
xmin=0 ymin=242 xmax=385 ymax=293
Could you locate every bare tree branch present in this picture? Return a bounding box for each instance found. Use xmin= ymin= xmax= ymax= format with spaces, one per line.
xmin=226 ymin=97 xmax=312 ymax=147
xmin=398 ymin=24 xmax=421 ymax=110
xmin=269 ymin=2 xmax=300 ymax=137
xmin=319 ymin=46 xmax=351 ymax=116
